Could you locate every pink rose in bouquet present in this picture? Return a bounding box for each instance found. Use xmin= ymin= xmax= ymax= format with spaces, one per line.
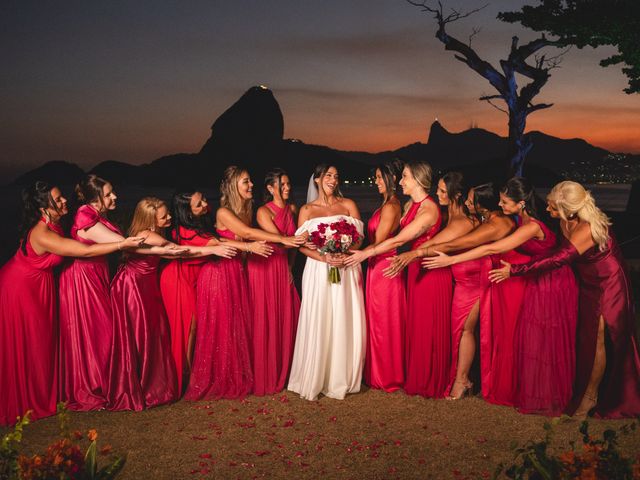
xmin=309 ymin=218 xmax=361 ymax=283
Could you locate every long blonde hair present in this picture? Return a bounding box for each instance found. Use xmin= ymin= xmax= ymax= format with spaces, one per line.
xmin=547 ymin=181 xmax=611 ymax=251
xmin=128 ymin=197 xmax=166 ymax=236
xmin=403 ymin=161 xmax=433 ymax=214
xmin=220 ymin=165 xmax=252 ymax=224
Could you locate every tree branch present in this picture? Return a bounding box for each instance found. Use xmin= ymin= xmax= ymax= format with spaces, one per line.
xmin=527 ymin=102 xmax=554 ymax=114
xmin=480 ymin=95 xmax=509 ymax=114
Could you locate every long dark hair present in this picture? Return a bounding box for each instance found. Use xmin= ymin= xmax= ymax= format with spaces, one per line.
xmin=442 ymin=171 xmax=467 ymax=210
xmin=501 ymin=177 xmax=542 ymax=220
xmin=312 ymin=164 xmax=343 ymax=199
xmin=169 ymin=189 xmax=213 ymax=243
xmin=263 ymin=167 xmax=288 ymax=203
xmin=472 ymin=183 xmax=499 ymax=221
xmin=19 ymin=181 xmax=57 ymax=254
xmin=374 ymin=159 xmax=403 ymax=203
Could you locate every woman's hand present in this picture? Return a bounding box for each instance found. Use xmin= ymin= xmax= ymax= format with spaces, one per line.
xmin=249 ymin=241 xmax=274 ymax=258
xmin=161 ymin=245 xmax=190 ymax=256
xmin=343 ymin=249 xmax=369 ymax=267
xmin=281 ymin=232 xmax=307 ymax=248
xmin=382 ymin=251 xmax=416 ymax=278
xmin=421 ymin=251 xmax=453 ymax=269
xmin=120 ymin=236 xmax=146 ymax=249
xmin=326 ymin=253 xmax=346 ymax=267
xmin=211 ymin=244 xmax=238 ymax=259
xmin=488 ymin=260 xmax=511 ymax=283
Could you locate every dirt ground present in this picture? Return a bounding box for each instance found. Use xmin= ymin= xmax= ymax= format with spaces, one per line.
xmin=4 ymin=388 xmax=639 ymax=479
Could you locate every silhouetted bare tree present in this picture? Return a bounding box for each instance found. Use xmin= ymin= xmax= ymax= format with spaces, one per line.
xmin=409 ymin=1 xmax=564 ymax=176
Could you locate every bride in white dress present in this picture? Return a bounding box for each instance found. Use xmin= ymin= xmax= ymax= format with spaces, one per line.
xmin=288 ymin=164 xmax=366 ymax=400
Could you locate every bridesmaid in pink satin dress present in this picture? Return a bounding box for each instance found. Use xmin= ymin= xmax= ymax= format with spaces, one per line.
xmin=160 ymin=190 xmax=274 ymax=394
xmin=346 ymin=162 xmax=453 ymax=398
xmin=186 ymin=166 xmax=304 ymax=400
xmin=248 ymin=169 xmax=301 ymax=396
xmin=0 ymin=182 xmax=142 ymax=425
xmin=364 ymin=162 xmax=405 ymax=392
xmin=493 ymin=181 xmax=640 ymax=418
xmin=58 ymin=175 xmax=128 ymax=411
xmin=425 ymin=177 xmax=578 ymax=415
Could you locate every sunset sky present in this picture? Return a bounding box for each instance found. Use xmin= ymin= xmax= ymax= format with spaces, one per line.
xmin=2 ymin=0 xmax=639 ymax=180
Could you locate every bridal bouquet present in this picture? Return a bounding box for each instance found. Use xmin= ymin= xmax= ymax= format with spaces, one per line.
xmin=309 ymin=218 xmax=361 ymax=284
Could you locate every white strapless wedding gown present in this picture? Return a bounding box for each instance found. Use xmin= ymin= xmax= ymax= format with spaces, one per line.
xmin=288 ymin=215 xmax=366 ymax=400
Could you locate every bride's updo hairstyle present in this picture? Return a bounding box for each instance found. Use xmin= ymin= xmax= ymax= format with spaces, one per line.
xmin=220 ymin=165 xmax=252 ymax=224
xmin=312 ymin=163 xmax=343 ymax=199
xmin=75 ymin=174 xmax=108 ymax=207
xmin=547 ymin=181 xmax=611 ymax=251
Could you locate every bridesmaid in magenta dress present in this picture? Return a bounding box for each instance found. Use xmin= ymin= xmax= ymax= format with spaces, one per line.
xmin=363 ymin=162 xmax=405 ymax=392
xmin=186 ymin=166 xmax=304 ymax=400
xmin=248 ymin=169 xmax=301 ymax=396
xmin=0 ymin=182 xmax=141 ymax=425
xmin=347 ymin=161 xmax=453 ymax=398
xmin=493 ymin=181 xmax=640 ymax=418
xmin=426 ymin=177 xmax=578 ymax=415
xmin=160 ymin=190 xmax=274 ymax=394
xmin=58 ymin=175 xmax=129 ymax=411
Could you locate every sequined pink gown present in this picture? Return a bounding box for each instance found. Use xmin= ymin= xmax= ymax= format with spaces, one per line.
xmin=108 ymin=254 xmax=178 ymax=410
xmin=0 ymin=222 xmax=64 ymax=425
xmin=514 ymin=219 xmax=578 ymax=416
xmin=58 ymin=205 xmax=121 ymax=411
xmin=247 ymin=202 xmax=300 ymax=395
xmin=403 ymin=197 xmax=453 ymax=397
xmin=364 ymin=206 xmax=405 ymax=392
xmin=185 ymin=228 xmax=253 ymax=399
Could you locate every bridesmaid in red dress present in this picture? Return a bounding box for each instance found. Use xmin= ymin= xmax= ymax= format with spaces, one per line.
xmin=108 ymin=198 xmax=238 ymax=410
xmin=386 ymin=183 xmax=521 ymax=402
xmin=159 ymin=190 xmax=271 ymax=394
xmin=248 ymin=169 xmax=301 ymax=395
xmin=361 ymin=161 xmax=405 ymax=392
xmin=0 ymin=182 xmax=142 ymax=425
xmin=347 ymin=161 xmax=453 ymax=398
xmin=426 ymin=177 xmax=578 ymax=415
xmin=185 ymin=166 xmax=305 ymax=400
xmin=492 ymin=181 xmax=640 ymax=418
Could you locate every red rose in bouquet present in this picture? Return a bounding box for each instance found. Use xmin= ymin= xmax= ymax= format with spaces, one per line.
xmin=309 ymin=219 xmax=361 ymax=283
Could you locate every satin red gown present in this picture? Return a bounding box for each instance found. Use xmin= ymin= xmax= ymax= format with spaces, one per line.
xmin=108 ymin=254 xmax=178 ymax=410
xmin=185 ymin=228 xmax=253 ymax=400
xmin=447 ymin=256 xmax=491 ymax=395
xmin=247 ymin=202 xmax=300 ymax=396
xmin=58 ymin=205 xmax=121 ymax=411
xmin=403 ymin=197 xmax=453 ymax=397
xmin=481 ymin=248 xmax=530 ymax=406
xmin=364 ymin=206 xmax=405 ymax=392
xmin=159 ymin=226 xmax=212 ymax=393
xmin=512 ymin=236 xmax=640 ymax=418
xmin=514 ymin=219 xmax=578 ymax=416
xmin=0 ymin=222 xmax=64 ymax=425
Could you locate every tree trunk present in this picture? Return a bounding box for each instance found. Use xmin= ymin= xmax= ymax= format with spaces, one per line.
xmin=507 ymin=108 xmax=532 ymax=177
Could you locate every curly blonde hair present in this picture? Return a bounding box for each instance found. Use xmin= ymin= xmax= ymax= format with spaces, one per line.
xmin=220 ymin=165 xmax=253 ymax=224
xmin=547 ymin=181 xmax=611 ymax=251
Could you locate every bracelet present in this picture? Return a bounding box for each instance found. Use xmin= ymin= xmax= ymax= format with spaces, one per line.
xmin=117 ymin=241 xmax=122 ymax=251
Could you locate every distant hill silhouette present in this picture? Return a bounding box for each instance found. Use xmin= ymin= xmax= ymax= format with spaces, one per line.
xmin=11 ymin=86 xmax=637 ymax=191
